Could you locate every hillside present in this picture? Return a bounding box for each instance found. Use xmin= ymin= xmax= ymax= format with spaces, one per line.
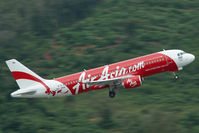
xmin=0 ymin=0 xmax=199 ymax=133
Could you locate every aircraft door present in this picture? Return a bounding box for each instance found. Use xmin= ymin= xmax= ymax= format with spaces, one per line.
xmin=165 ymin=55 xmax=172 ymax=66
xmin=177 ymin=53 xmax=184 ymax=67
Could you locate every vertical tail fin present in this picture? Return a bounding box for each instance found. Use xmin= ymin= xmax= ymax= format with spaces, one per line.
xmin=5 ymin=59 xmax=45 ymax=89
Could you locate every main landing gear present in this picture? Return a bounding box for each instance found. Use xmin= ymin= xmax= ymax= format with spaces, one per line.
xmin=109 ymin=86 xmax=118 ymax=98
xmin=109 ymin=91 xmax=116 ymax=98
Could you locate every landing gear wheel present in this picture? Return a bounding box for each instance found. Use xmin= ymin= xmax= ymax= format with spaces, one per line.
xmin=172 ymin=72 xmax=179 ymax=80
xmin=174 ymin=75 xmax=179 ymax=79
xmin=109 ymin=91 xmax=115 ymax=98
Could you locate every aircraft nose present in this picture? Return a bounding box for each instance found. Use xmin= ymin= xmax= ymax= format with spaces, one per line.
xmin=188 ymin=53 xmax=195 ymax=63
xmin=186 ymin=54 xmax=195 ymax=64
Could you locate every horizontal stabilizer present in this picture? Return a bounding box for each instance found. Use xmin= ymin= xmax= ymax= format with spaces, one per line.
xmin=11 ymin=88 xmax=36 ymax=97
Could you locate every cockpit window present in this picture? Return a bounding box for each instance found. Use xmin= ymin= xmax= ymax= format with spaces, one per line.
xmin=177 ymin=52 xmax=186 ymax=56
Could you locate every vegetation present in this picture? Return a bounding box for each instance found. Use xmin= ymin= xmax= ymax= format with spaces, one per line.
xmin=0 ymin=0 xmax=199 ymax=132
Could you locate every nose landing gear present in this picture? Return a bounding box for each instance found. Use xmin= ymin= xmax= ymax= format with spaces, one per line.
xmin=173 ymin=72 xmax=179 ymax=80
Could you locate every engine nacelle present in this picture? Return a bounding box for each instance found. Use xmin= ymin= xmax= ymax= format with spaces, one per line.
xmin=122 ymin=75 xmax=142 ymax=89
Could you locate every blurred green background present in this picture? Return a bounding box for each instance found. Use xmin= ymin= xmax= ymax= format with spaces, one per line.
xmin=0 ymin=0 xmax=199 ymax=133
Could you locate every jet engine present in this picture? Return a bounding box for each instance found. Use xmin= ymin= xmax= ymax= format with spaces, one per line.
xmin=122 ymin=75 xmax=142 ymax=89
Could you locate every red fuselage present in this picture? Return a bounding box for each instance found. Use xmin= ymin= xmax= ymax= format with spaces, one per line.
xmin=55 ymin=52 xmax=178 ymax=95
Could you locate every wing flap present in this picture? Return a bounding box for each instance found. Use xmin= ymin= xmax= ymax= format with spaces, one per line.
xmin=82 ymin=75 xmax=134 ymax=86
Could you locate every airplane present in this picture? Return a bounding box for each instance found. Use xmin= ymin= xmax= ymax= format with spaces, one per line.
xmin=6 ymin=49 xmax=195 ymax=98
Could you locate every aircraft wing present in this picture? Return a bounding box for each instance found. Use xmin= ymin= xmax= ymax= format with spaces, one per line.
xmin=82 ymin=75 xmax=134 ymax=87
